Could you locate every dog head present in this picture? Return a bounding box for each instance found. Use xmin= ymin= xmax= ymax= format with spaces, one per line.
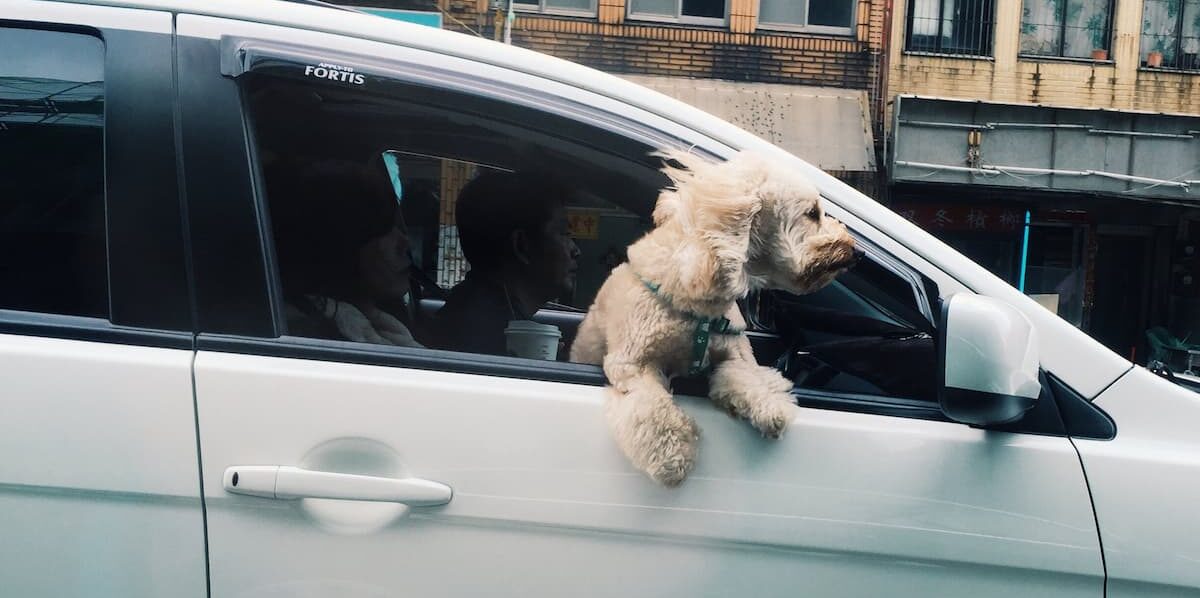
xmin=740 ymin=155 xmax=860 ymax=295
xmin=651 ymin=150 xmax=858 ymax=299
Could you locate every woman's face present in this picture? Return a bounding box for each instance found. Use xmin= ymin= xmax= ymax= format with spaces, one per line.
xmin=359 ymin=222 xmax=412 ymax=303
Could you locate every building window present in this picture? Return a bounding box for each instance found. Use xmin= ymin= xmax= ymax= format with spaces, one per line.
xmin=759 ymin=0 xmax=856 ymax=33
xmin=512 ymin=0 xmax=597 ymax=15
xmin=905 ymin=0 xmax=995 ymax=56
xmin=1019 ymin=0 xmax=1114 ymax=59
xmin=1141 ymin=0 xmax=1200 ymax=70
xmin=628 ymin=0 xmax=727 ymax=24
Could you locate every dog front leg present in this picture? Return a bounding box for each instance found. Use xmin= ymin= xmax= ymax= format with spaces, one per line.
xmin=603 ymin=357 xmax=699 ymax=487
xmin=708 ymin=347 xmax=797 ymax=439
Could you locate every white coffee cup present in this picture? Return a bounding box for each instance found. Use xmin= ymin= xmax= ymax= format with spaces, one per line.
xmin=504 ymin=320 xmax=562 ymax=361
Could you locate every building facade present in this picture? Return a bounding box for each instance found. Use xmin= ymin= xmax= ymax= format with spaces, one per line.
xmin=885 ymin=0 xmax=1200 ymax=367
xmin=339 ymin=0 xmax=889 ymax=194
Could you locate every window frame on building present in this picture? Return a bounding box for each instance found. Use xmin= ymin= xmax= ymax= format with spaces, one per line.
xmin=1139 ymin=0 xmax=1200 ymax=71
xmin=756 ymin=0 xmax=857 ymax=36
xmin=1017 ymin=0 xmax=1116 ymax=61
xmin=626 ymin=0 xmax=729 ymax=27
xmin=510 ymin=0 xmax=598 ymax=17
xmin=903 ymin=0 xmax=995 ymax=57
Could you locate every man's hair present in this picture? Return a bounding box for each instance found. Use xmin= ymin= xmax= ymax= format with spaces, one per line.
xmin=456 ymin=170 xmax=571 ymax=272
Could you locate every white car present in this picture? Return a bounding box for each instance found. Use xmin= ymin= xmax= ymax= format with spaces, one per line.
xmin=2 ymin=1 xmax=1197 ymax=597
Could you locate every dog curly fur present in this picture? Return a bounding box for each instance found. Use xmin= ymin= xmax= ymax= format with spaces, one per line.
xmin=571 ymin=150 xmax=858 ymax=486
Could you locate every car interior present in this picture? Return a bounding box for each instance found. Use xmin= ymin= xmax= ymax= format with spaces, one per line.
xmin=243 ymin=70 xmax=941 ymax=403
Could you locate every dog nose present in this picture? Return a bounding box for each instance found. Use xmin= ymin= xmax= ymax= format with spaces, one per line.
xmin=851 ymin=247 xmax=865 ymax=262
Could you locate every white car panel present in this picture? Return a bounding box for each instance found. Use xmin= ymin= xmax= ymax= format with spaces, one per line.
xmin=10 ymin=1 xmax=1183 ymax=594
xmin=196 ymin=351 xmax=1102 ymax=597
xmin=1077 ymin=367 xmax=1200 ymax=597
xmin=943 ymin=293 xmax=1040 ymax=399
xmin=6 ymin=0 xmax=172 ymax=33
xmin=0 ymin=333 xmax=206 ymax=597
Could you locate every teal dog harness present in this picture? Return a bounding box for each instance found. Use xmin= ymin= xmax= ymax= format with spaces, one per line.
xmin=638 ymin=276 xmax=745 ymax=376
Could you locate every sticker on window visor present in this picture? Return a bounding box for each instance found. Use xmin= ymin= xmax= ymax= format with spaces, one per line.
xmin=304 ymin=62 xmax=365 ymax=85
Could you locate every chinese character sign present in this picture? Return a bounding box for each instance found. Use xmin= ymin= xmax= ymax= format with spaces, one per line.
xmin=892 ymin=203 xmax=1024 ymax=234
xmin=567 ymin=209 xmax=600 ymax=240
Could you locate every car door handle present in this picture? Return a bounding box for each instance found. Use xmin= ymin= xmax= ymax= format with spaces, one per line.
xmin=222 ymin=465 xmax=452 ymax=506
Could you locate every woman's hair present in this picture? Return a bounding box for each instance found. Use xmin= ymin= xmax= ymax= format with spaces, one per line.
xmin=267 ymin=158 xmax=398 ymax=303
xmin=455 ymin=170 xmax=571 ymax=273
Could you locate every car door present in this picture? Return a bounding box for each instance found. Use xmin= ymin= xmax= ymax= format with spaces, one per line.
xmin=0 ymin=2 xmax=204 ymax=596
xmin=178 ymin=13 xmax=1105 ymax=597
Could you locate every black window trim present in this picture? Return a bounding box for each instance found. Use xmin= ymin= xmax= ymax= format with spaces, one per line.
xmin=0 ymin=20 xmax=193 ymax=333
xmin=849 ymin=232 xmax=938 ymax=327
xmin=0 ymin=309 xmax=193 ymax=351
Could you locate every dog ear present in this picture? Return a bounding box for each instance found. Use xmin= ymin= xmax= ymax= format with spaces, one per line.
xmin=648 ymin=149 xmax=708 ymax=229
xmin=650 ymin=149 xmax=768 ymax=233
xmin=698 ymin=189 xmax=761 ymax=235
xmin=652 ymin=194 xmax=680 ymax=226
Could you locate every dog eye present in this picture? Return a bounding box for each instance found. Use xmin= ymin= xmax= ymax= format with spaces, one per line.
xmin=804 ymin=208 xmax=820 ymax=220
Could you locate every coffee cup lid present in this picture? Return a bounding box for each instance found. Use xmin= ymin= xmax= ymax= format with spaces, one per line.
xmin=504 ymin=320 xmax=562 ymax=337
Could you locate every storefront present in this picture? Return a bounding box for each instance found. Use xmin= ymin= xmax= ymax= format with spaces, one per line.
xmin=889 ymin=96 xmax=1200 ymax=366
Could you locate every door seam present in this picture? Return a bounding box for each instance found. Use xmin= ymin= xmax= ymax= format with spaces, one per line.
xmin=1069 ymin=436 xmax=1109 ymax=598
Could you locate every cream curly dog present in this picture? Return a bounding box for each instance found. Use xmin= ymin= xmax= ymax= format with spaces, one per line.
xmin=571 ymin=150 xmax=859 ymax=486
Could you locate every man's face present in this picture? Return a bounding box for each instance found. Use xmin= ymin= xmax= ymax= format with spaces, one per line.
xmin=529 ymin=205 xmax=580 ymax=301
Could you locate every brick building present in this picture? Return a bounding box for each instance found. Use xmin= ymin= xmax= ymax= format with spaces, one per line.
xmin=338 ymin=0 xmax=889 ymax=194
xmin=883 ymin=0 xmax=1200 ymax=366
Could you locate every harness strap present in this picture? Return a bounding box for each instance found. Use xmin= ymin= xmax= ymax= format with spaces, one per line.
xmin=637 ymin=275 xmax=744 ymax=376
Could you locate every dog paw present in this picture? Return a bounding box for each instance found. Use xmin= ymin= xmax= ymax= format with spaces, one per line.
xmin=649 ymin=451 xmax=696 ymax=487
xmin=750 ymin=394 xmax=796 ymax=439
xmin=760 ymin=367 xmax=797 ymax=394
xmin=642 ymin=416 xmax=700 ymax=487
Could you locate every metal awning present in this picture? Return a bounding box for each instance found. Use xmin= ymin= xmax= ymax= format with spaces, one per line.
xmin=621 ymin=75 xmax=876 ymax=172
xmin=890 ymin=96 xmax=1200 ymax=201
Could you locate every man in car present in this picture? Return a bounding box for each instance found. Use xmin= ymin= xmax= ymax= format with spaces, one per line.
xmin=432 ymin=170 xmax=581 ymax=356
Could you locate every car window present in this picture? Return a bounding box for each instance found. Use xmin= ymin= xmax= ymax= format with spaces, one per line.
xmin=243 ymin=72 xmax=663 ymax=356
xmin=752 ymin=256 xmax=939 ymax=402
xmin=241 ymin=67 xmax=938 ymax=404
xmin=0 ymin=28 xmax=107 ymax=318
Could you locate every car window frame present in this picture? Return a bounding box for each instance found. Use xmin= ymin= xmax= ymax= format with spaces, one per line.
xmin=0 ymin=12 xmax=193 ymax=349
xmin=190 ymin=23 xmax=1075 ymax=434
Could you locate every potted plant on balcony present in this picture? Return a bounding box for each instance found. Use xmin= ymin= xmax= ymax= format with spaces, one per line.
xmin=1088 ymin=13 xmax=1109 ymax=60
xmin=1148 ymin=50 xmax=1165 ymax=67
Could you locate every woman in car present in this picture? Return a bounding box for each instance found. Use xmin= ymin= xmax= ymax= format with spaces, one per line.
xmin=268 ymin=158 xmax=423 ymax=348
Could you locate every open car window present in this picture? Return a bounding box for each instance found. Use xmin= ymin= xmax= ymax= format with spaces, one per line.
xmin=241 ymin=59 xmax=939 ymax=404
xmin=752 ymin=251 xmax=939 ymax=402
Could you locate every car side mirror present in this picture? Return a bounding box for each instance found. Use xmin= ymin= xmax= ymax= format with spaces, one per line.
xmin=939 ymin=293 xmax=1041 ymax=426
